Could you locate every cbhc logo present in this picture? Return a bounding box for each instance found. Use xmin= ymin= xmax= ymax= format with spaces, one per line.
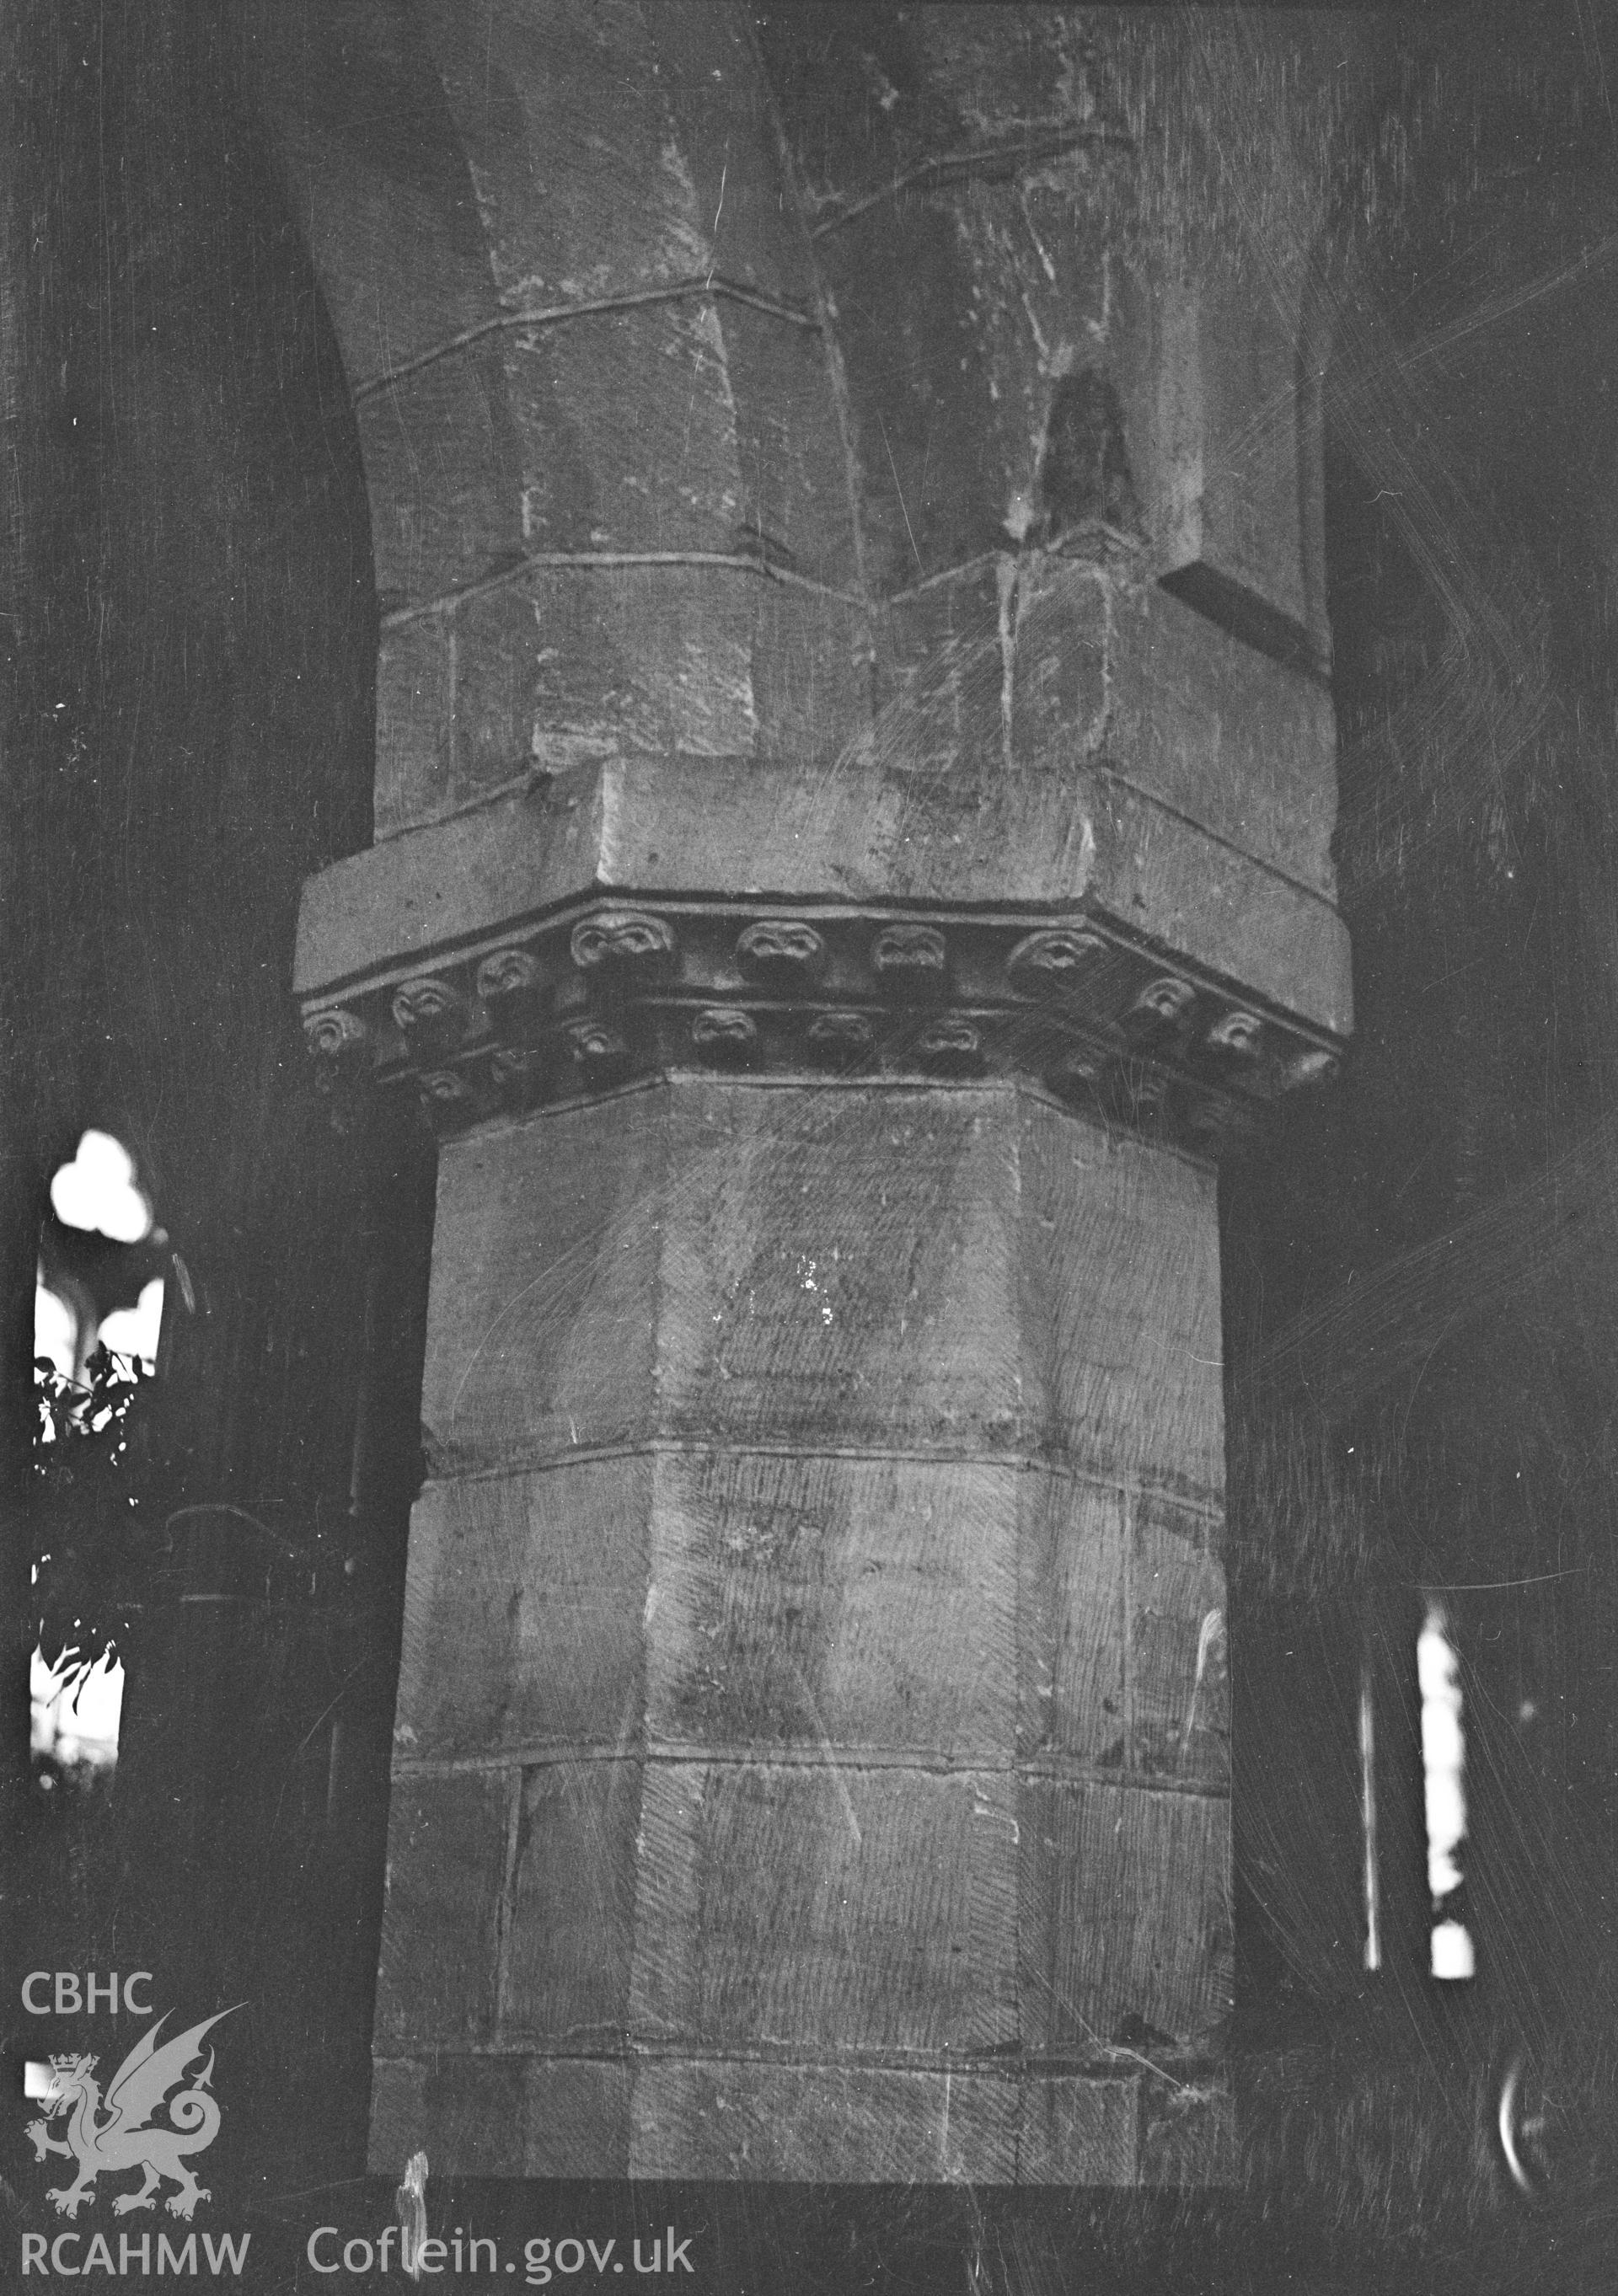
xmin=21 ymin=1973 xmax=153 ymax=2015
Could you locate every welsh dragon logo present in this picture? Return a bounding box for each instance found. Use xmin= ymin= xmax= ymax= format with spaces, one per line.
xmin=25 ymin=2009 xmax=237 ymax=2220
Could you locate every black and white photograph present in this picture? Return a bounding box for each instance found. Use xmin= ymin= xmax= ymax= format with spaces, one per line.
xmin=6 ymin=4 xmax=1618 ymax=2289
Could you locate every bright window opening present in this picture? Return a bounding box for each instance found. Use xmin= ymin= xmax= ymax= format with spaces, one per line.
xmin=30 ymin=1130 xmax=162 ymax=1785
xmin=35 ymin=1127 xmax=165 ymax=1378
xmin=96 ymin=1277 xmax=165 ymax=1367
xmin=50 ymin=1129 xmax=153 ymax=1240
xmin=1417 ymin=1601 xmax=1474 ymax=1981
xmin=30 ymin=1648 xmax=125 ymax=1784
xmin=1359 ymin=1649 xmax=1381 ymax=1972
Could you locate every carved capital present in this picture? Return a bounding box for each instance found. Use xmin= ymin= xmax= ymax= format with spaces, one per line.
xmin=571 ymin=911 xmax=675 ymax=971
xmin=1007 ymin=928 xmax=1106 ymax=994
xmin=872 ymin=923 xmax=947 ymax=990
xmin=736 ymin=919 xmax=826 ymax=982
xmin=476 ymin=946 xmax=543 ymax=1000
xmin=304 ymin=1007 xmax=369 ymax=1061
xmin=692 ymin=1007 xmax=759 ymax=1062
xmin=1133 ymin=977 xmax=1197 ymax=1027
xmin=807 ymin=1009 xmax=873 ymax=1059
xmin=917 ymin=1016 xmax=984 ymax=1077
xmin=567 ymin=1020 xmax=626 ymax=1068
xmin=300 ymin=892 xmax=1342 ymax=1160
xmin=1205 ymin=1009 xmax=1265 ymax=1060
xmin=392 ymin=976 xmax=470 ymax=1046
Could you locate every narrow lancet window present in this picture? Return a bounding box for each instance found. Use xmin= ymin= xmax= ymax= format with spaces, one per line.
xmin=1360 ymin=1642 xmax=1381 ymax=1972
xmin=1417 ymin=1601 xmax=1474 ymax=1980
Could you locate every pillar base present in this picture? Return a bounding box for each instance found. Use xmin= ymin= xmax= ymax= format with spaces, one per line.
xmin=370 ymin=2053 xmax=1232 ymax=2186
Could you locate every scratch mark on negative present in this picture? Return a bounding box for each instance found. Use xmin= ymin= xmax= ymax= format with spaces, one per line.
xmin=789 ymin=1661 xmax=862 ymax=1847
xmin=707 ymin=158 xmax=727 ymax=292
xmin=877 ymin=414 xmax=923 ymax=577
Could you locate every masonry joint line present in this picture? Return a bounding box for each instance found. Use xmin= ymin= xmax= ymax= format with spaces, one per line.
xmin=353 ymin=273 xmax=820 ymax=401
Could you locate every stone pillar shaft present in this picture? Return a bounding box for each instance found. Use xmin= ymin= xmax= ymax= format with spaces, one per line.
xmin=370 ymin=1075 xmax=1229 ymax=2181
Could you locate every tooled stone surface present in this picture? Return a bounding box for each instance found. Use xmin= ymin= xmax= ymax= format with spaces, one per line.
xmin=302 ymin=893 xmax=1341 ymax=1158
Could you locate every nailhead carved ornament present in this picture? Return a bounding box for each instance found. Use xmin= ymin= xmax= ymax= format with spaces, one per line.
xmin=303 ymin=896 xmax=1340 ymax=1158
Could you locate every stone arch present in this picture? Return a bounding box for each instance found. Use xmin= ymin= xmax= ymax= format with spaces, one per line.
xmin=242 ymin=1 xmax=870 ymax=843
xmin=245 ymin=3 xmax=1349 ymax=950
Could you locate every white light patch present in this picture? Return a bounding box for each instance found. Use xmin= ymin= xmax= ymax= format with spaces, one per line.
xmin=51 ymin=1130 xmax=152 ymax=1241
xmin=24 ymin=2062 xmax=53 ymax=2101
xmin=31 ymin=1648 xmax=125 ymax=1769
xmin=1418 ymin=1606 xmax=1467 ymax=1898
xmin=1430 ymin=1919 xmax=1476 ymax=1981
xmin=1359 ymin=1654 xmax=1381 ymax=1972
xmin=34 ymin=1282 xmax=76 ymax=1378
xmin=98 ymin=1276 xmax=165 ymax=1369
xmin=1417 ymin=1602 xmax=1473 ymax=1979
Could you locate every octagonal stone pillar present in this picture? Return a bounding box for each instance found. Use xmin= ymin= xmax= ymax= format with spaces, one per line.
xmin=362 ymin=1072 xmax=1230 ymax=2182
xmin=260 ymin=2 xmax=1360 ymax=2183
